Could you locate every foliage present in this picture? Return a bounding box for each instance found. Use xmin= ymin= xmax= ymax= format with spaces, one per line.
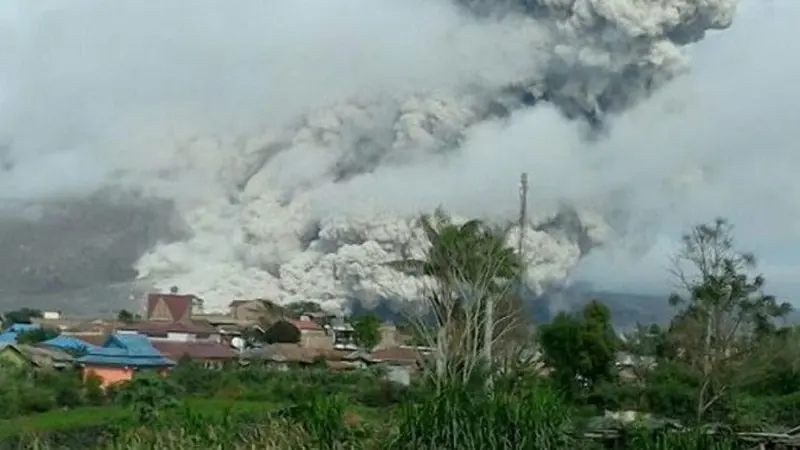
xmin=538 ymin=300 xmax=619 ymax=397
xmin=116 ymin=310 xmax=137 ymax=323
xmin=263 ymin=320 xmax=302 ymax=344
xmin=352 ymin=314 xmax=382 ymax=350
xmin=0 ymin=363 xmax=105 ymax=419
xmin=16 ymin=326 xmax=60 ymax=345
xmin=666 ymin=218 xmax=793 ymax=421
xmin=111 ymin=373 xmax=182 ymax=425
xmin=2 ymin=308 xmax=43 ymax=326
xmin=387 ymin=209 xmax=524 ymax=387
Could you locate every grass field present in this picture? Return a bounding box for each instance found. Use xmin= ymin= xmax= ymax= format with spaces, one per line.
xmin=0 ymin=398 xmax=280 ymax=440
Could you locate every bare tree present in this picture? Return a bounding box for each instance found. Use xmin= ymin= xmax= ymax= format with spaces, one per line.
xmin=668 ymin=218 xmax=792 ymax=421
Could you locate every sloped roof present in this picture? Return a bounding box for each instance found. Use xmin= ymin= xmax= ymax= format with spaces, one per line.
xmin=116 ymin=320 xmax=216 ymax=335
xmin=64 ymin=333 xmax=107 ymax=347
xmin=370 ymin=347 xmax=426 ymax=365
xmin=76 ymin=333 xmax=174 ymax=368
xmin=147 ymin=293 xmax=197 ymax=321
xmin=0 ymin=332 xmax=16 ymax=343
xmin=5 ymin=323 xmax=40 ymax=334
xmin=19 ymin=345 xmax=74 ymax=366
xmin=228 ymin=300 xmax=253 ymax=308
xmin=291 ymin=319 xmax=322 ymax=331
xmin=151 ymin=341 xmax=236 ymax=360
xmin=1 ymin=344 xmax=74 ymax=368
xmin=41 ymin=335 xmax=97 ymax=352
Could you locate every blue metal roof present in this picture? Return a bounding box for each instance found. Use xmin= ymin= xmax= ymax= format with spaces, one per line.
xmin=41 ymin=335 xmax=97 ymax=352
xmin=104 ymin=334 xmax=164 ymax=357
xmin=4 ymin=323 xmax=40 ymax=334
xmin=77 ymin=333 xmax=175 ymax=368
xmin=0 ymin=332 xmax=16 ymax=343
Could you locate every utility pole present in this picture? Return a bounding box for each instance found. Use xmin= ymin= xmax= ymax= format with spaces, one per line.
xmin=517 ymin=173 xmax=528 ymax=298
xmin=483 ymin=172 xmax=528 ymax=386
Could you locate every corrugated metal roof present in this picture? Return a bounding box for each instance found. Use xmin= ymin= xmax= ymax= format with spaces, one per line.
xmin=5 ymin=323 xmax=40 ymax=334
xmin=41 ymin=335 xmax=97 ymax=352
xmin=0 ymin=332 xmax=16 ymax=343
xmin=76 ymin=333 xmax=175 ymax=368
xmin=105 ymin=334 xmax=163 ymax=356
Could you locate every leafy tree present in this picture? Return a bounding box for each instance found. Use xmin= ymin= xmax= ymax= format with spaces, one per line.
xmin=538 ymin=300 xmax=618 ymax=397
xmin=352 ymin=314 xmax=382 ymax=350
xmin=666 ymin=218 xmax=793 ymax=421
xmin=263 ymin=320 xmax=302 ymax=344
xmin=15 ymin=326 xmax=59 ymax=344
xmin=386 ymin=209 xmax=523 ymax=384
xmin=3 ymin=308 xmax=42 ymax=325
xmin=114 ymin=373 xmax=181 ymax=425
xmin=117 ymin=309 xmax=136 ymax=323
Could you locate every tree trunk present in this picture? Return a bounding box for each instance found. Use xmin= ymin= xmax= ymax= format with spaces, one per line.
xmin=483 ymin=295 xmax=494 ymax=389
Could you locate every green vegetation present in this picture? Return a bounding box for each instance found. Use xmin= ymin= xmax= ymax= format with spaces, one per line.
xmin=2 ymin=308 xmax=42 ymax=326
xmin=352 ymin=314 xmax=382 ymax=350
xmin=1 ymin=216 xmax=799 ymax=449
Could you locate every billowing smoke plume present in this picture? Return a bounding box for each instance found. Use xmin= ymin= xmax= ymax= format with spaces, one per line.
xmin=0 ymin=0 xmax=743 ymax=314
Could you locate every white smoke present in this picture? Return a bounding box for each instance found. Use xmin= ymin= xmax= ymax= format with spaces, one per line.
xmin=0 ymin=0 xmax=757 ymax=314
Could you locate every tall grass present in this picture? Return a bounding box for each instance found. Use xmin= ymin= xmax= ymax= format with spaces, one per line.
xmin=388 ymin=377 xmax=574 ymax=450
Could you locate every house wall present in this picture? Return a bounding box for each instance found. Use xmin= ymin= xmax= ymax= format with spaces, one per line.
xmin=300 ymin=330 xmax=333 ymax=349
xmin=230 ymin=302 xmax=263 ymax=321
xmin=166 ymin=332 xmax=194 ymax=342
xmin=82 ymin=366 xmax=172 ymax=389
xmin=83 ymin=366 xmax=134 ymax=388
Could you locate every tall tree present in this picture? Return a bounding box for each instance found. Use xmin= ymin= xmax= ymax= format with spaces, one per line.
xmin=538 ymin=300 xmax=618 ymax=396
xmin=386 ymin=209 xmax=523 ymax=385
xmin=666 ymin=218 xmax=792 ymax=421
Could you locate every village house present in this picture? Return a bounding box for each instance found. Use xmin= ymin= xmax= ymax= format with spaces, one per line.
xmin=116 ymin=292 xmax=222 ymax=342
xmin=328 ymin=316 xmax=357 ymax=350
xmin=191 ymin=312 xmax=262 ymax=347
xmin=144 ymin=292 xmax=203 ymax=324
xmin=292 ymin=316 xmax=334 ymax=349
xmin=39 ymin=335 xmax=97 ymax=354
xmin=150 ymin=340 xmax=237 ymax=368
xmin=239 ymin=343 xmax=374 ymax=372
xmin=76 ymin=333 xmax=175 ymax=388
xmin=0 ymin=343 xmax=74 ymax=370
xmin=227 ymin=299 xmax=270 ymax=322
